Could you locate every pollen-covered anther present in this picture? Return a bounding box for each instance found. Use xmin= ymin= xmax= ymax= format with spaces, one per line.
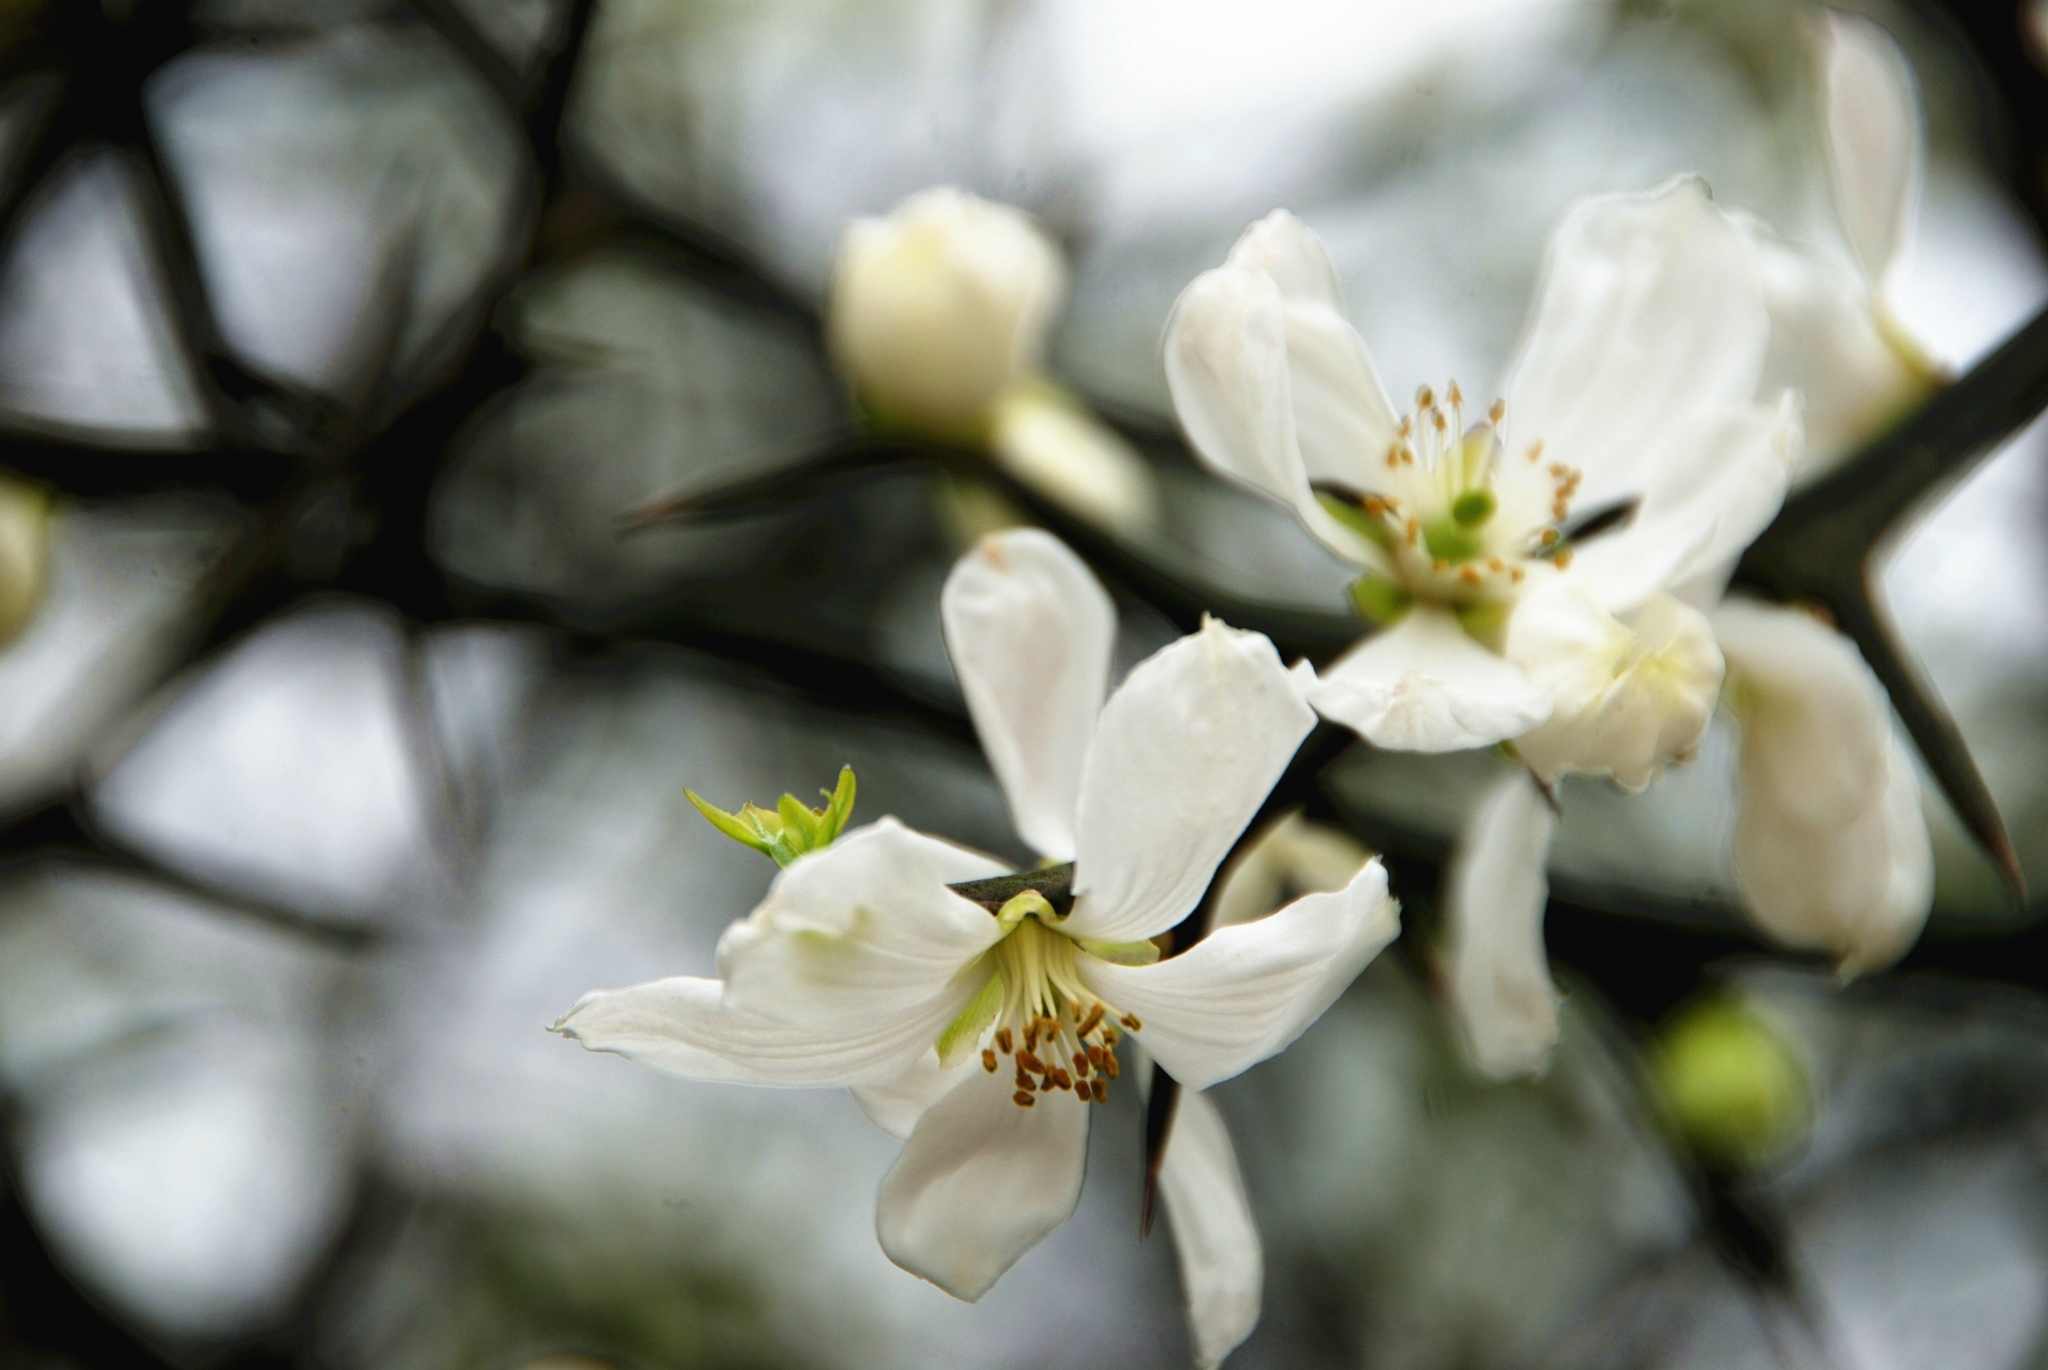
xmin=982 ymin=1049 xmax=998 ymax=1072
xmin=1017 ymin=1049 xmax=1045 ymax=1074
xmin=1072 ymin=1053 xmax=1091 ymax=1078
xmin=1050 ymin=1068 xmax=1073 ymax=1090
xmin=1121 ymin=1014 xmax=1143 ymax=1031
xmin=1013 ymin=1090 xmax=1036 ymax=1107
xmin=995 ymin=1027 xmax=1013 ymax=1054
xmin=1091 ymin=1079 xmax=1108 ymax=1103
xmin=1458 ymin=565 xmax=1481 ymax=585
xmin=1488 ymin=399 xmax=1505 ymax=424
xmin=1553 ymin=548 xmax=1574 ymax=569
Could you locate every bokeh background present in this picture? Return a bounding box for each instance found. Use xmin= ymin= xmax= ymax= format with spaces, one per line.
xmin=3 ymin=0 xmax=2048 ymax=1366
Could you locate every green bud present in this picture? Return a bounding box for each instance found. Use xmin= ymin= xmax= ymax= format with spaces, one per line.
xmin=1421 ymin=514 xmax=1485 ymax=564
xmin=1349 ymin=573 xmax=1412 ymax=626
xmin=1450 ymin=488 xmax=1496 ymax=527
xmin=687 ymin=766 xmax=858 ymax=867
xmin=1652 ymin=994 xmax=1811 ymax=1168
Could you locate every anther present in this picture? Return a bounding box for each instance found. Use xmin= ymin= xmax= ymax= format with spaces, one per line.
xmin=1014 ymin=1090 xmax=1036 ymax=1108
xmin=1017 ymin=1049 xmax=1045 ymax=1074
xmin=1397 ymin=416 xmax=1413 ymax=438
xmin=1510 ymin=567 xmax=1525 ymax=583
xmin=982 ymin=1049 xmax=998 ymax=1073
xmin=1539 ymin=529 xmax=1559 ymax=547
xmin=1447 ymin=380 xmax=1463 ymax=406
xmin=1104 ymin=1054 xmax=1120 ymax=1079
xmin=1086 ymin=1045 xmax=1106 ymax=1069
xmin=1553 ymin=549 xmax=1574 ymax=569
xmin=1488 ymin=400 xmax=1505 ymax=423
xmin=1417 ymin=385 xmax=1435 ymax=409
xmin=1078 ymin=1004 xmax=1106 ymax=1038
xmin=1432 ymin=410 xmax=1447 ymax=433
xmin=1488 ymin=556 xmax=1505 ymax=572
xmin=1091 ymin=1079 xmax=1108 ymax=1103
xmin=1023 ymin=1025 xmax=1039 ymax=1052
xmin=1458 ymin=565 xmax=1481 ymax=585
xmin=1121 ymin=1014 xmax=1143 ymax=1031
xmin=1363 ymin=495 xmax=1389 ymax=517
xmin=1052 ymin=1068 xmax=1073 ymax=1090
xmin=1073 ymin=1054 xmax=1091 ymax=1078
xmin=1015 ymin=1069 xmax=1036 ymax=1091
xmin=1527 ymin=439 xmax=1545 ymax=463
xmin=996 ymin=1027 xmax=1013 ymax=1055
xmin=1405 ymin=517 xmax=1421 ymax=545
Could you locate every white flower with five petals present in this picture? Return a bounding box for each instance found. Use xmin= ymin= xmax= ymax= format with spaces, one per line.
xmin=553 ymin=529 xmax=1397 ymax=1359
xmin=1163 ymin=177 xmax=1800 ymax=791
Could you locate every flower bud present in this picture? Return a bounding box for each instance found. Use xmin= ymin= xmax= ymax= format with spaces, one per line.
xmin=827 ymin=188 xmax=1066 ymax=441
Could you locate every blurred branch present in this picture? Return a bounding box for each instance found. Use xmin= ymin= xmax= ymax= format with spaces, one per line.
xmin=1735 ymin=299 xmax=2048 ymax=901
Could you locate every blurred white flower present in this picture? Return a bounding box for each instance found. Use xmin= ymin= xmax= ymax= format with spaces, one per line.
xmin=1747 ymin=8 xmax=1943 ymax=472
xmin=557 ymin=532 xmax=1396 ymax=1339
xmin=1164 ymin=179 xmax=1796 ymax=789
xmin=828 ymin=187 xmax=1158 ymax=534
xmin=830 ymin=187 xmax=1064 ymax=440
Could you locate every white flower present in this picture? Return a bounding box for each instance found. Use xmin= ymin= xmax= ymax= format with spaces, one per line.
xmin=827 ymin=188 xmax=1158 ymax=534
xmin=1747 ymin=8 xmax=1943 ymax=472
xmin=553 ymin=529 xmax=1398 ymax=1345
xmin=1163 ymin=179 xmax=1797 ymax=790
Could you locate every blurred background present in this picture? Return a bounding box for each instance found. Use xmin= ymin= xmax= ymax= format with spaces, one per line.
xmin=1 ymin=0 xmax=2048 ymax=1366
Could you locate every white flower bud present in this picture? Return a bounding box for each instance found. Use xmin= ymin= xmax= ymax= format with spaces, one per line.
xmin=827 ymin=188 xmax=1066 ymax=441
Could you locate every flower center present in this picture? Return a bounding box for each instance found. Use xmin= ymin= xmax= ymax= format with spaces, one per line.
xmin=1317 ymin=381 xmax=1583 ymax=622
xmin=978 ymin=914 xmax=1137 ymax=1110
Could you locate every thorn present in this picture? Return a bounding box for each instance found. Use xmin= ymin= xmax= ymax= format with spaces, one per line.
xmin=1140 ymin=1064 xmax=1180 ymax=1238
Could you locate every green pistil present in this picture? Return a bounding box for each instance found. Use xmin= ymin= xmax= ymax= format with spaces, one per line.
xmin=1451 ymin=488 xmax=1496 ymax=527
xmin=1421 ymin=514 xmax=1485 ymax=564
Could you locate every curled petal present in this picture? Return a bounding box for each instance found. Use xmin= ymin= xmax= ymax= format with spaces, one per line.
xmin=1502 ymin=177 xmax=1770 ymax=513
xmin=1717 ymin=598 xmax=1932 ymax=974
xmin=1821 ymin=10 xmax=1921 ymax=288
xmin=1160 ymin=1087 xmax=1262 ymax=1370
xmin=551 ymin=976 xmax=953 ymax=1088
xmin=1221 ymin=209 xmax=1345 ymax=307
xmin=1442 ymin=771 xmax=1559 ymax=1080
xmin=941 ymin=528 xmax=1114 ymax=862
xmin=718 ymin=819 xmax=1006 ymax=1030
xmin=1067 ymin=619 xmax=1314 ymax=943
xmin=1508 ymin=587 xmax=1724 ymax=790
xmin=875 ymin=1056 xmax=1090 ymax=1301
xmin=1078 ymin=859 xmax=1398 ymax=1091
xmin=1304 ymin=607 xmax=1551 ymax=753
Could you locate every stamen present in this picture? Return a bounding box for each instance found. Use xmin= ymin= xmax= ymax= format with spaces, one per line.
xmin=1073 ymin=1053 xmax=1092 ymax=1078
xmin=1488 ymin=399 xmax=1505 ymax=424
xmin=1091 ymin=1079 xmax=1108 ymax=1103
xmin=1458 ymin=565 xmax=1481 ymax=585
xmin=1014 ymin=1090 xmax=1036 ymax=1107
xmin=1017 ymin=1049 xmax=1045 ymax=1074
xmin=1015 ymin=1069 xmax=1036 ymax=1091
xmin=1527 ymin=439 xmax=1545 ymax=464
xmin=1121 ymin=1014 xmax=1143 ymax=1031
xmin=1417 ymin=384 xmax=1435 ymax=410
xmin=996 ymin=1027 xmax=1012 ymax=1055
xmin=1077 ymin=1004 xmax=1106 ymax=1038
xmin=981 ymin=1049 xmax=998 ymax=1073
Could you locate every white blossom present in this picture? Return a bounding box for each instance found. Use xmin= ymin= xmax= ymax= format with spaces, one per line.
xmin=554 ymin=529 xmax=1396 ymax=1348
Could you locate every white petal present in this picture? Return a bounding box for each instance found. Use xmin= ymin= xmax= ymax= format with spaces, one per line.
xmin=941 ymin=529 xmax=1114 ymax=861
xmin=1712 ymin=597 xmax=1887 ymax=824
xmin=1717 ymin=598 xmax=1932 ymax=973
xmin=874 ymin=1056 xmax=1090 ymax=1300
xmin=1159 ymin=1087 xmax=1262 ymax=1370
xmin=1079 ymin=859 xmax=1398 ymax=1091
xmin=1566 ymin=393 xmax=1800 ymax=615
xmin=1162 ymin=248 xmax=1379 ymax=565
xmin=1221 ymin=209 xmax=1344 ymax=308
xmin=1821 ymin=10 xmax=1922 ymax=288
xmin=827 ymin=187 xmax=1066 ymax=439
xmin=1283 ymin=298 xmax=1405 ymax=492
xmin=1744 ymin=215 xmax=1931 ymax=474
xmin=551 ymin=975 xmax=955 ymax=1088
xmin=1443 ymin=771 xmax=1559 ymax=1080
xmin=1502 ymin=178 xmax=1770 ymax=511
xmin=1508 ymin=587 xmax=1724 ymax=790
xmin=1067 ymin=620 xmax=1315 ymax=943
xmin=988 ymin=383 xmax=1161 ymax=539
xmin=1163 ymin=261 xmax=1302 ymax=509
xmin=717 ymin=819 xmax=1007 ymax=1033
xmin=851 ymin=1048 xmax=980 ymax=1141
xmin=1304 ymin=606 xmax=1551 ymax=753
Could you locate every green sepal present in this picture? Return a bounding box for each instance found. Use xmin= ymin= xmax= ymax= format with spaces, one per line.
xmin=1349 ymin=573 xmax=1412 ymax=627
xmin=1077 ymin=938 xmax=1161 ymax=967
xmin=936 ymin=971 xmax=1005 ymax=1067
xmin=1316 ymin=490 xmax=1396 ymax=551
xmin=687 ymin=766 xmax=859 ymax=868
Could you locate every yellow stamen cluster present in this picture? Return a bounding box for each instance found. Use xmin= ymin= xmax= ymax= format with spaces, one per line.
xmin=981 ymin=916 xmax=1139 ymax=1109
xmin=1330 ymin=382 xmax=1583 ymax=606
